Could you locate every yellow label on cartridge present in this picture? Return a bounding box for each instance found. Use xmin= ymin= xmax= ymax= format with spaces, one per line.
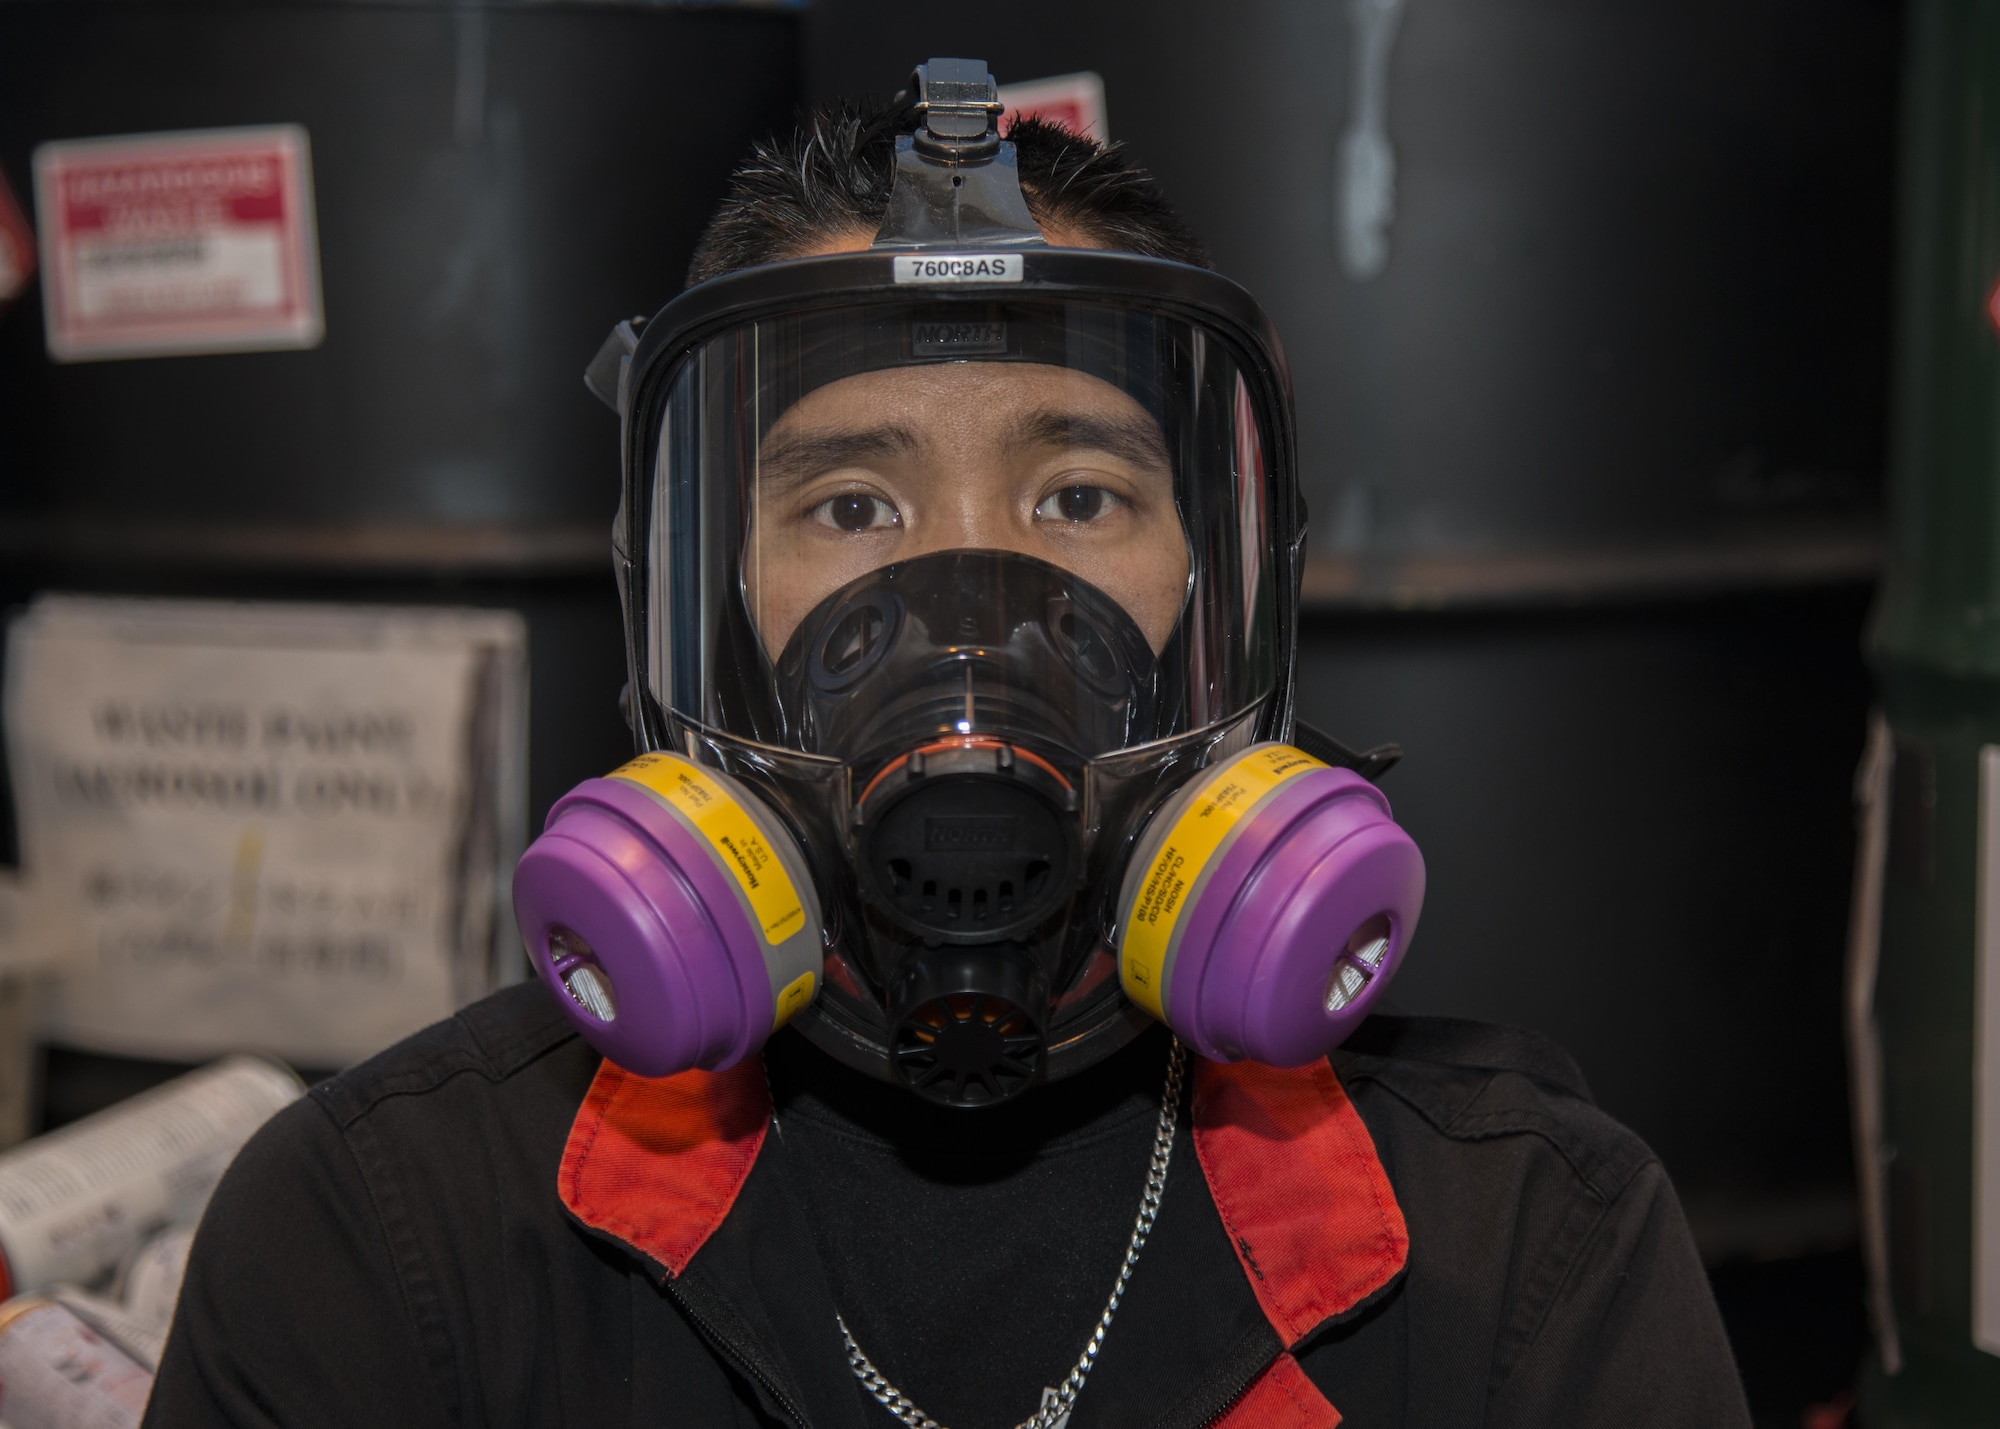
xmin=1118 ymin=745 xmax=1325 ymax=1020
xmin=772 ymin=970 xmax=817 ymax=1030
xmin=611 ymin=753 xmax=808 ymax=947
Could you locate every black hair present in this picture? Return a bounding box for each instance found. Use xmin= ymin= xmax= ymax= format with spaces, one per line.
xmin=686 ymin=103 xmax=1212 ymax=287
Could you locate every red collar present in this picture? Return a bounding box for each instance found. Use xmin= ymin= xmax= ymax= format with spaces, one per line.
xmin=556 ymin=1056 xmax=769 ymax=1277
xmin=558 ymin=1050 xmax=1406 ymax=1424
xmin=1190 ymin=1057 xmax=1407 ymax=1429
xmin=1190 ymin=1055 xmax=1409 ymax=1345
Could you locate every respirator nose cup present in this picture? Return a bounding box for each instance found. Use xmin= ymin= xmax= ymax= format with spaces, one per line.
xmin=1118 ymin=746 xmax=1426 ymax=1068
xmin=889 ymin=948 xmax=1050 ymax=1109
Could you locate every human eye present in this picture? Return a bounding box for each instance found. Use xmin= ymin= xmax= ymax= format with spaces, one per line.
xmin=1033 ymin=484 xmax=1127 ymax=524
xmin=808 ymin=492 xmax=903 ymax=532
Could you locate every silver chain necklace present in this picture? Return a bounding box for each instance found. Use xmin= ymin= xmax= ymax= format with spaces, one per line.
xmin=834 ymin=1039 xmax=1187 ymax=1429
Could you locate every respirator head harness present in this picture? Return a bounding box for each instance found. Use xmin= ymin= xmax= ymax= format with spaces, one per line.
xmin=513 ymin=60 xmax=1426 ymax=1106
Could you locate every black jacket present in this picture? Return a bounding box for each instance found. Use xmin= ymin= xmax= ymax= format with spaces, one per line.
xmin=143 ymin=982 xmax=1750 ymax=1427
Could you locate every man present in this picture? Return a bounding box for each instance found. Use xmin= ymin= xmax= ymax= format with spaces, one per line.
xmin=144 ymin=61 xmax=1751 ymax=1428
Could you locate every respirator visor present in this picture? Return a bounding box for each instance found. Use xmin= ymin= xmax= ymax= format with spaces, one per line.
xmin=644 ymin=294 xmax=1280 ymax=765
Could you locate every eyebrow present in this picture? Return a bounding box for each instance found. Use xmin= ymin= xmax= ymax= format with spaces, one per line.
xmin=752 ymin=404 xmax=1172 ymax=495
xmin=1009 ymin=408 xmax=1172 ymax=475
xmin=756 ymin=425 xmax=921 ymax=495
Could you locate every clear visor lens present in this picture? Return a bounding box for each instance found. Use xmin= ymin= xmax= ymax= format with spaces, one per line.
xmin=646 ymin=297 xmax=1277 ymax=764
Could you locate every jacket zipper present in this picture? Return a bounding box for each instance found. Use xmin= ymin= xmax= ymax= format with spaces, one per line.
xmin=1192 ymin=1365 xmax=1261 ymax=1429
xmin=1197 ymin=1386 xmax=1251 ymax=1429
xmin=659 ymin=1271 xmax=815 ymax=1429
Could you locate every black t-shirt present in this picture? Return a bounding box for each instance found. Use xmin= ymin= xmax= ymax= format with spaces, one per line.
xmin=765 ymin=1026 xmax=1178 ymax=1426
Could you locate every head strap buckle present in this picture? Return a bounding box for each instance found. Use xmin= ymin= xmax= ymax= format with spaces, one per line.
xmin=908 ymin=58 xmax=1005 ymax=161
xmin=871 ymin=57 xmax=1048 ymax=251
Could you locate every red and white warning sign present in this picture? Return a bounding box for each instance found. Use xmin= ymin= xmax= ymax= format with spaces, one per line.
xmin=0 ymin=167 xmax=35 ymax=307
xmin=33 ymin=125 xmax=323 ymax=363
xmin=999 ymin=72 xmax=1109 ymax=143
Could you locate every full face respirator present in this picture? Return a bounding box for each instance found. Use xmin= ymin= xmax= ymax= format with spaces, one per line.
xmin=513 ymin=60 xmax=1426 ymax=1106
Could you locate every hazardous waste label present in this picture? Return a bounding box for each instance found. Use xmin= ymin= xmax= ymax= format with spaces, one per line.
xmin=33 ymin=125 xmax=323 ymax=362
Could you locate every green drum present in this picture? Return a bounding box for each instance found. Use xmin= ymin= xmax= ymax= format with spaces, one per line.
xmin=1861 ymin=3 xmax=2000 ymax=1421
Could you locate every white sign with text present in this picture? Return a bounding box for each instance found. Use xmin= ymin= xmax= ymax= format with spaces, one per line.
xmin=34 ymin=125 xmax=323 ymax=362
xmin=3 ymin=598 xmax=525 ymax=1065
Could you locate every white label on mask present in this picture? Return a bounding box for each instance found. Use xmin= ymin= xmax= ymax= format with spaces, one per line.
xmin=892 ymin=253 xmax=1023 ymax=285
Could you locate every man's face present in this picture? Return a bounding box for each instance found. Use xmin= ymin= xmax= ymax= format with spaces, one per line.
xmin=744 ymin=361 xmax=1190 ymax=656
